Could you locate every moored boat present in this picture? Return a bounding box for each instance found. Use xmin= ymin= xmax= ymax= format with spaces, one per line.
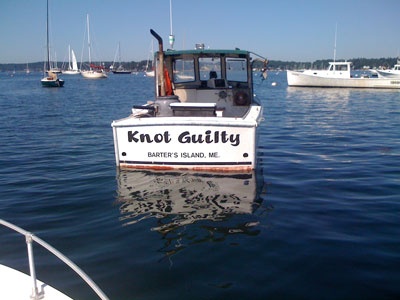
xmin=112 ymin=67 xmax=132 ymax=75
xmin=144 ymin=70 xmax=155 ymax=77
xmin=111 ymin=42 xmax=133 ymax=74
xmin=144 ymin=40 xmax=155 ymax=77
xmin=41 ymin=0 xmax=64 ymax=87
xmin=81 ymin=65 xmax=107 ymax=79
xmin=41 ymin=71 xmax=64 ymax=87
xmin=287 ymin=61 xmax=400 ymax=89
xmin=374 ymin=60 xmax=400 ymax=78
xmin=111 ymin=29 xmax=267 ymax=172
xmin=80 ymin=14 xmax=107 ymax=79
xmin=62 ymin=45 xmax=80 ymax=75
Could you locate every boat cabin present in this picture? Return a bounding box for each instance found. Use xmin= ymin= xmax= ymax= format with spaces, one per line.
xmin=328 ymin=61 xmax=351 ymax=72
xmin=303 ymin=61 xmax=352 ymax=78
xmin=392 ymin=64 xmax=400 ymax=71
xmin=151 ymin=47 xmax=258 ymax=118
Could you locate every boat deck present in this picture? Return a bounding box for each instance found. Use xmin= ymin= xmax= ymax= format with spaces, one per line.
xmin=0 ymin=264 xmax=73 ymax=300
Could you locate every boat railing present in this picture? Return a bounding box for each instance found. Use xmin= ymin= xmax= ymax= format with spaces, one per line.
xmin=0 ymin=219 xmax=109 ymax=300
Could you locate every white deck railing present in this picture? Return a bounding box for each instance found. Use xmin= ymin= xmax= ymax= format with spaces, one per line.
xmin=0 ymin=219 xmax=109 ymax=300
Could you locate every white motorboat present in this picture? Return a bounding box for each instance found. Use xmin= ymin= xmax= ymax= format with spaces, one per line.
xmin=112 ymin=29 xmax=267 ymax=172
xmin=287 ymin=61 xmax=400 ymax=89
xmin=374 ymin=61 xmax=400 ymax=78
xmin=0 ymin=219 xmax=109 ymax=300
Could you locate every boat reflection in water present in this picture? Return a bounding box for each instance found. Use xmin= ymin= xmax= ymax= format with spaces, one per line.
xmin=115 ymin=169 xmax=266 ymax=237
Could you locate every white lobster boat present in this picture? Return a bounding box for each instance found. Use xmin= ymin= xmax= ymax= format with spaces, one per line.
xmin=111 ymin=30 xmax=266 ymax=172
xmin=287 ymin=61 xmax=400 ymax=89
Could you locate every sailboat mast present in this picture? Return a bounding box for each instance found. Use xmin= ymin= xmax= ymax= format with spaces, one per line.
xmin=46 ymin=0 xmax=50 ymax=71
xmin=68 ymin=45 xmax=71 ymax=69
xmin=87 ymin=14 xmax=92 ymax=67
xmin=118 ymin=42 xmax=121 ymax=64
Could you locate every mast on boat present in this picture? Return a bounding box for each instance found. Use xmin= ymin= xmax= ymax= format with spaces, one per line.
xmin=45 ymin=0 xmax=50 ymax=72
xmin=87 ymin=14 xmax=92 ymax=70
xmin=118 ymin=42 xmax=122 ymax=67
xmin=68 ymin=45 xmax=71 ymax=70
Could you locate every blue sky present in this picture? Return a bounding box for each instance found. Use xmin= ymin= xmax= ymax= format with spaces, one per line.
xmin=1 ymin=0 xmax=399 ymax=64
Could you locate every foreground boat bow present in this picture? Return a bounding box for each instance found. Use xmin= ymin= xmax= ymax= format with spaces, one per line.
xmin=112 ymin=29 xmax=266 ymax=172
xmin=1 ymin=219 xmax=109 ymax=300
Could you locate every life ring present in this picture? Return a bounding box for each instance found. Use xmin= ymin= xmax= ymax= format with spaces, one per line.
xmin=233 ymin=91 xmax=250 ymax=106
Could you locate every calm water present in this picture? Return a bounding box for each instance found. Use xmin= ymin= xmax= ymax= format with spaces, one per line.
xmin=0 ymin=71 xmax=399 ymax=300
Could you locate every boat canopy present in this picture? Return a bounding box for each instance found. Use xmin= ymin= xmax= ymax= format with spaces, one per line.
xmin=162 ymin=48 xmax=251 ymax=57
xmin=328 ymin=61 xmax=352 ymax=71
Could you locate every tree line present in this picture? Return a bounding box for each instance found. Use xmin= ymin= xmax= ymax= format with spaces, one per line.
xmin=1 ymin=57 xmax=398 ymax=72
xmin=0 ymin=60 xmax=149 ymax=73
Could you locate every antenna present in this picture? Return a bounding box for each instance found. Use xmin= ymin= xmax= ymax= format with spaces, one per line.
xmin=333 ymin=23 xmax=337 ymax=63
xmin=168 ymin=0 xmax=175 ymax=49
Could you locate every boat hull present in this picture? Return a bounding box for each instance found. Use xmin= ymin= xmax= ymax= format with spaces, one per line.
xmin=145 ymin=70 xmax=155 ymax=77
xmin=287 ymin=70 xmax=400 ymax=89
xmin=41 ymin=78 xmax=64 ymax=87
xmin=62 ymin=70 xmax=80 ymax=75
xmin=81 ymin=70 xmax=107 ymax=79
xmin=112 ymin=70 xmax=132 ymax=74
xmin=112 ymin=108 xmax=262 ymax=172
xmin=375 ymin=70 xmax=400 ymax=78
xmin=0 ymin=264 xmax=73 ymax=300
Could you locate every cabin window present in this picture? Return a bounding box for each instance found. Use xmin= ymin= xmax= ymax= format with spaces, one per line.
xmin=226 ymin=58 xmax=248 ymax=82
xmin=173 ymin=58 xmax=195 ymax=83
xmin=199 ymin=57 xmax=221 ymax=80
xmin=332 ymin=64 xmax=348 ymax=71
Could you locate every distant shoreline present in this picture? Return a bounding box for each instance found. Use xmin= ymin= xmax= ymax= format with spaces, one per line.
xmin=0 ymin=57 xmax=398 ymax=72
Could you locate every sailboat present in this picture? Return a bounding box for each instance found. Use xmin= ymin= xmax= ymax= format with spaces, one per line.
xmin=41 ymin=0 xmax=64 ymax=87
xmin=25 ymin=62 xmax=30 ymax=74
xmin=81 ymin=14 xmax=107 ymax=79
xmin=144 ymin=40 xmax=155 ymax=77
xmin=62 ymin=45 xmax=80 ymax=74
xmin=111 ymin=42 xmax=132 ymax=74
xmin=49 ymin=56 xmax=62 ymax=74
xmin=144 ymin=0 xmax=174 ymax=78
